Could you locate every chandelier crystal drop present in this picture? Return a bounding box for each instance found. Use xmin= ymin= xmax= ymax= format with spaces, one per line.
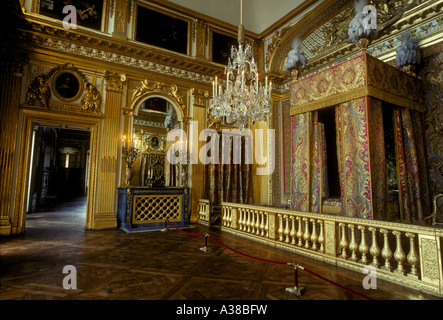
xmin=209 ymin=0 xmax=272 ymax=132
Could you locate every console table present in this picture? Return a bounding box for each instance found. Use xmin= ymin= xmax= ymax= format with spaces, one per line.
xmin=117 ymin=186 xmax=190 ymax=232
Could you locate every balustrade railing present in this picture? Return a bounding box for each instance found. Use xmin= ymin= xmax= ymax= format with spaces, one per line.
xmin=198 ymin=199 xmax=210 ymax=226
xmin=202 ymin=200 xmax=443 ymax=297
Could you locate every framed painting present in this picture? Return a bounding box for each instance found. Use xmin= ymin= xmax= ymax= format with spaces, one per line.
xmin=135 ymin=5 xmax=189 ymax=55
xmin=212 ymin=30 xmax=238 ymax=65
xmin=52 ymin=70 xmax=83 ymax=102
xmin=39 ymin=0 xmax=104 ymax=31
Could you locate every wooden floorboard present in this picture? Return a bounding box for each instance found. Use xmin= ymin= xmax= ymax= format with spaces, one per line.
xmin=1 ymin=196 xmax=441 ymax=301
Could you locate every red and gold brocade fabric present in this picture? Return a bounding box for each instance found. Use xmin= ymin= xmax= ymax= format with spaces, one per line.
xmin=290 ymin=113 xmax=327 ymax=213
xmin=394 ymin=108 xmax=431 ymax=223
xmin=289 ymin=52 xmax=427 ymax=221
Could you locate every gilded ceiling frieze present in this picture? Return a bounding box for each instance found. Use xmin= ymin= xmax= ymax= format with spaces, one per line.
xmin=18 ymin=20 xmax=222 ymax=85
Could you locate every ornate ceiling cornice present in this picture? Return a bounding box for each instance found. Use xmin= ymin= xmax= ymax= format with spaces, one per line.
xmin=17 ymin=15 xmax=227 ymax=85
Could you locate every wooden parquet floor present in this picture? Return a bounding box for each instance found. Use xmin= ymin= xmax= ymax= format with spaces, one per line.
xmin=1 ymin=197 xmax=441 ymax=302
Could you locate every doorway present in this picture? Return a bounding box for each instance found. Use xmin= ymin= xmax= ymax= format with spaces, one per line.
xmin=25 ymin=125 xmax=91 ymax=230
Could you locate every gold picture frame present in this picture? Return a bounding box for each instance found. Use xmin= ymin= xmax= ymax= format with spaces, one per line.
xmin=52 ymin=69 xmax=84 ymax=102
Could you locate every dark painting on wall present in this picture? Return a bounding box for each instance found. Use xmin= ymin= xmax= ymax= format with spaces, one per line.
xmin=136 ymin=5 xmax=188 ymax=55
xmin=39 ymin=0 xmax=103 ymax=30
xmin=52 ymin=70 xmax=83 ymax=102
xmin=212 ymin=31 xmax=238 ymax=65
xmin=143 ymin=97 xmax=168 ymax=113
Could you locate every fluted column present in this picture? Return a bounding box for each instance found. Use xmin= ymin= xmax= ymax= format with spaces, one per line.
xmin=0 ymin=52 xmax=28 ymax=235
xmin=93 ymin=71 xmax=126 ymax=230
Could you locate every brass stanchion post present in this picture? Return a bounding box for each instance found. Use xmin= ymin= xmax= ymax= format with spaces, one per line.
xmin=199 ymin=234 xmax=211 ymax=252
xmin=162 ymin=219 xmax=168 ymax=232
xmin=285 ymin=263 xmax=305 ymax=296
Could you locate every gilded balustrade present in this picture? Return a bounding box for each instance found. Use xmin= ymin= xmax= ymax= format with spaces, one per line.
xmin=208 ymin=200 xmax=443 ymax=298
xmin=198 ymin=199 xmax=210 ymax=226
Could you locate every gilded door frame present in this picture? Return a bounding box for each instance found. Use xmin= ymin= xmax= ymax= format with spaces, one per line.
xmin=11 ymin=108 xmax=102 ymax=234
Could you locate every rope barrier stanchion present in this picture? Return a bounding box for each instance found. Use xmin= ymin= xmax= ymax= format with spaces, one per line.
xmin=286 ymin=263 xmax=305 ymax=296
xmin=164 ymin=220 xmax=373 ymax=300
xmin=161 ymin=219 xmax=168 ymax=232
xmin=199 ymin=234 xmax=212 ymax=252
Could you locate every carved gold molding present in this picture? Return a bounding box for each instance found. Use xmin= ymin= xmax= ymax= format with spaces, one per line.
xmin=105 ymin=71 xmax=126 ymax=92
xmin=24 ymin=63 xmax=103 ymax=115
xmin=131 ymin=79 xmax=187 ymax=116
xmin=192 ymin=88 xmax=209 ymax=107
xmin=0 ymin=51 xmax=28 ymax=76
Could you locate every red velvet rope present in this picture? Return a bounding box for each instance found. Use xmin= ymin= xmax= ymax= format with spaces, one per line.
xmin=166 ymin=220 xmax=204 ymax=236
xmin=165 ymin=220 xmax=373 ymax=300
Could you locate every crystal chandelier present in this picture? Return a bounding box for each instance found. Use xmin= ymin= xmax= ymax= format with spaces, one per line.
xmin=209 ymin=0 xmax=272 ymax=131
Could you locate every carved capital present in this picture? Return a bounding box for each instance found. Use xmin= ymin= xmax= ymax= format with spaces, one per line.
xmin=192 ymin=88 xmax=209 ymax=107
xmin=0 ymin=51 xmax=28 ymax=76
xmin=105 ymin=71 xmax=126 ymax=92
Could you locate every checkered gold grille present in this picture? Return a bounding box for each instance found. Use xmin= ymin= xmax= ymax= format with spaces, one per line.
xmin=132 ymin=195 xmax=181 ymax=224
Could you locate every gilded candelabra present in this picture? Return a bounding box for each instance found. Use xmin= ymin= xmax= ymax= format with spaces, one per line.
xmin=122 ymin=143 xmax=140 ymax=186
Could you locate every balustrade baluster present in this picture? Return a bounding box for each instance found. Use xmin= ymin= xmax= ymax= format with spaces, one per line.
xmin=318 ymin=220 xmax=325 ymax=253
xmin=264 ymin=213 xmax=269 ymax=237
xmin=283 ymin=215 xmax=290 ymax=243
xmin=311 ymin=219 xmax=318 ymax=250
xmin=405 ymin=232 xmax=419 ymax=277
xmin=246 ymin=210 xmax=251 ymax=233
xmin=290 ymin=217 xmax=296 ymax=245
xmin=250 ymin=211 xmax=255 ymax=233
xmin=239 ymin=209 xmax=244 ymax=231
xmin=358 ymin=225 xmax=369 ymax=264
xmin=339 ymin=223 xmax=348 ymax=259
xmin=277 ymin=214 xmax=284 ymax=241
xmin=348 ymin=224 xmax=358 ymax=261
xmin=380 ymin=229 xmax=393 ymax=271
xmin=296 ymin=217 xmax=303 ymax=246
xmin=259 ymin=211 xmax=265 ymax=237
xmin=393 ymin=231 xmax=406 ymax=275
xmin=255 ymin=211 xmax=260 ymax=235
xmin=303 ymin=218 xmax=311 ymax=249
xmin=368 ymin=227 xmax=380 ymax=267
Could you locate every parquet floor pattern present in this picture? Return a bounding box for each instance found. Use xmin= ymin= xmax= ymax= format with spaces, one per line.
xmin=1 ymin=197 xmax=441 ymax=301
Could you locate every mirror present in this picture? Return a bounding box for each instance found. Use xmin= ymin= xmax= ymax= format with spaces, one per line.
xmin=131 ymin=97 xmax=180 ymax=187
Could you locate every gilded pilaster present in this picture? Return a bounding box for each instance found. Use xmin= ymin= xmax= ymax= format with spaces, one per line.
xmin=94 ymin=71 xmax=126 ymax=229
xmin=0 ymin=52 xmax=28 ymax=235
xmin=193 ymin=19 xmax=208 ymax=60
xmin=111 ymin=0 xmax=130 ymax=40
xmin=190 ymin=88 xmax=208 ymax=223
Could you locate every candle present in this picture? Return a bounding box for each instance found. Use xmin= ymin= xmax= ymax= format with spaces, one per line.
xmin=212 ymin=80 xmax=215 ymax=97
xmin=226 ymin=72 xmax=230 ymax=91
xmin=122 ymin=135 xmax=126 ymax=149
xmin=215 ymin=76 xmax=218 ymax=96
xmin=256 ymin=72 xmax=258 ymax=91
xmin=241 ymin=70 xmax=244 ymax=92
